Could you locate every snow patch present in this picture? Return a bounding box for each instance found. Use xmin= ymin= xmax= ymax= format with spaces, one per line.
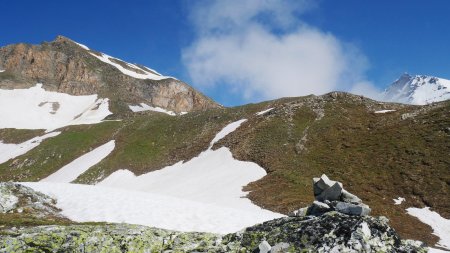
xmin=74 ymin=42 xmax=89 ymax=50
xmin=128 ymin=103 xmax=176 ymax=116
xmin=429 ymin=248 xmax=450 ymax=253
xmin=0 ymin=84 xmax=112 ymax=130
xmin=41 ymin=140 xmax=115 ymax=183
xmin=256 ymin=108 xmax=274 ymax=116
xmin=0 ymin=69 xmax=5 ymax=73
xmin=99 ymin=147 xmax=271 ymax=211
xmin=89 ymin=52 xmax=172 ymax=81
xmin=393 ymin=197 xmax=405 ymax=205
xmin=209 ymin=119 xmax=247 ymax=148
xmin=0 ymin=132 xmax=60 ymax=164
xmin=374 ymin=110 xmax=396 ymax=114
xmin=99 ymin=119 xmax=269 ymax=212
xmin=22 ymin=182 xmax=282 ymax=234
xmin=407 ymin=207 xmax=450 ymax=250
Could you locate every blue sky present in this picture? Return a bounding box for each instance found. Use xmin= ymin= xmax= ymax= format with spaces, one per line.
xmin=1 ymin=0 xmax=449 ymax=106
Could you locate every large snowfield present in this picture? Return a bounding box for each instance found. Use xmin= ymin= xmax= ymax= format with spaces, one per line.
xmin=21 ymin=119 xmax=284 ymax=234
xmin=0 ymin=84 xmax=112 ymax=130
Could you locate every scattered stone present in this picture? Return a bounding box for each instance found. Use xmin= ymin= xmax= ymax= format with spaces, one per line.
xmin=289 ymin=207 xmax=308 ymax=217
xmin=308 ymin=201 xmax=331 ymax=216
xmin=258 ymin=240 xmax=271 ymax=253
xmin=341 ymin=189 xmax=362 ymax=204
xmin=271 ymin=242 xmax=290 ymax=252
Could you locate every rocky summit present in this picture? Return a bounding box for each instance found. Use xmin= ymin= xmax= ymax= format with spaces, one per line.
xmin=0 ymin=36 xmax=219 ymax=114
xmin=0 ymin=180 xmax=428 ymax=252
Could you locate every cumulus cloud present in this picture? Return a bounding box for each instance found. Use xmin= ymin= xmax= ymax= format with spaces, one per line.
xmin=183 ymin=0 xmax=379 ymax=103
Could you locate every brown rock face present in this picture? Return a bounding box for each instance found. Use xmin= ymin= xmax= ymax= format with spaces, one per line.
xmin=0 ymin=35 xmax=220 ymax=113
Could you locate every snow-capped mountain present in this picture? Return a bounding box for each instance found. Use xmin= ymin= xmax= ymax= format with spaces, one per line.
xmin=383 ymin=73 xmax=450 ymax=105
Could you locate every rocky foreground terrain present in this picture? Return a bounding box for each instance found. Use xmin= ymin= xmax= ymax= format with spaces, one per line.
xmin=0 ymin=178 xmax=427 ymax=252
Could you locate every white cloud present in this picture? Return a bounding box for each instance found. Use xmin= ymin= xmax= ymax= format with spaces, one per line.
xmin=183 ymin=0 xmax=380 ymax=103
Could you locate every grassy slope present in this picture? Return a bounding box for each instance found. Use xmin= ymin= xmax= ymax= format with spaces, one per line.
xmin=0 ymin=93 xmax=448 ymax=246
xmin=0 ymin=129 xmax=44 ymax=144
xmin=0 ymin=122 xmax=120 ymax=181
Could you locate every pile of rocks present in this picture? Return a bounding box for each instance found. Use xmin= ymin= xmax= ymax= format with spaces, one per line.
xmin=291 ymin=174 xmax=371 ymax=217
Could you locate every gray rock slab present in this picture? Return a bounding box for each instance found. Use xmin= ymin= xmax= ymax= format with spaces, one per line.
xmin=341 ymin=189 xmax=362 ymax=204
xmin=259 ymin=240 xmax=271 ymax=253
xmin=316 ymin=182 xmax=343 ymax=202
xmin=335 ymin=202 xmax=371 ymax=216
xmin=308 ymin=201 xmax=331 ymax=216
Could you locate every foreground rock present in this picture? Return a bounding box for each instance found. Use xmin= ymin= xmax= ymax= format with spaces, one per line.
xmin=224 ymin=212 xmax=426 ymax=252
xmin=0 ymin=212 xmax=426 ymax=252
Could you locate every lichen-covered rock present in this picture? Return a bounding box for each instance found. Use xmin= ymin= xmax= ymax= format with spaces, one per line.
xmin=223 ymin=212 xmax=427 ymax=253
xmin=0 ymin=224 xmax=240 ymax=253
xmin=0 ymin=213 xmax=428 ymax=252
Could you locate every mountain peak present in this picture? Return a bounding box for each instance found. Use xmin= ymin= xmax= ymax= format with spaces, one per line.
xmin=383 ymin=73 xmax=450 ymax=105
xmin=52 ymin=35 xmax=90 ymax=50
xmin=54 ymin=35 xmax=72 ymax=43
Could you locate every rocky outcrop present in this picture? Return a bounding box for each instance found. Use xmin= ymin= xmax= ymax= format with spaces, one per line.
xmin=224 ymin=212 xmax=426 ymax=252
xmin=0 ymin=212 xmax=427 ymax=252
xmin=0 ymin=36 xmax=219 ymax=113
xmin=0 ymin=182 xmax=61 ymax=218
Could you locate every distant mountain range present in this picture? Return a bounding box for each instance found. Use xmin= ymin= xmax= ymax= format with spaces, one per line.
xmin=383 ymin=73 xmax=450 ymax=105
